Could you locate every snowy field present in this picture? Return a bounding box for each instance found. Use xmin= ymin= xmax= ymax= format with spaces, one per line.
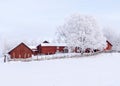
xmin=0 ymin=53 xmax=120 ymax=86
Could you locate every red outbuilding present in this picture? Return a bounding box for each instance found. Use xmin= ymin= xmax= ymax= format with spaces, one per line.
xmin=37 ymin=41 xmax=67 ymax=55
xmin=8 ymin=40 xmax=112 ymax=59
xmin=105 ymin=40 xmax=113 ymax=51
xmin=8 ymin=43 xmax=33 ymax=59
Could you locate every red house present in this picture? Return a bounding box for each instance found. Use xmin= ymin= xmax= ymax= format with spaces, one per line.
xmin=8 ymin=43 xmax=33 ymax=59
xmin=37 ymin=41 xmax=67 ymax=55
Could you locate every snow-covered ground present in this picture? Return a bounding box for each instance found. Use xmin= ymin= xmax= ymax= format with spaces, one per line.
xmin=0 ymin=53 xmax=120 ymax=86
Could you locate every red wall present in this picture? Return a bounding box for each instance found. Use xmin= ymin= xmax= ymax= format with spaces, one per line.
xmin=105 ymin=43 xmax=112 ymax=50
xmin=9 ymin=44 xmax=33 ymax=59
xmin=37 ymin=45 xmax=65 ymax=55
xmin=41 ymin=46 xmax=56 ymax=55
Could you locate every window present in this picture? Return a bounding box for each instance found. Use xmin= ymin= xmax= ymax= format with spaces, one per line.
xmin=56 ymin=50 xmax=59 ymax=53
xmin=19 ymin=54 xmax=21 ymax=58
xmin=57 ymin=46 xmax=59 ymax=49
xmin=64 ymin=47 xmax=68 ymax=53
xmin=28 ymin=54 xmax=30 ymax=57
xmin=56 ymin=46 xmax=60 ymax=53
xmin=24 ymin=53 xmax=26 ymax=58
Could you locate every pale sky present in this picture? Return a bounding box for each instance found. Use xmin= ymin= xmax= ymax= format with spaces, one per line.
xmin=0 ymin=0 xmax=120 ymax=41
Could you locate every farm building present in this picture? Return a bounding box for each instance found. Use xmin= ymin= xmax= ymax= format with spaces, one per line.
xmin=7 ymin=40 xmax=113 ymax=59
xmin=8 ymin=43 xmax=33 ymax=59
xmin=105 ymin=40 xmax=113 ymax=51
xmin=37 ymin=41 xmax=68 ymax=55
xmin=29 ymin=46 xmax=38 ymax=55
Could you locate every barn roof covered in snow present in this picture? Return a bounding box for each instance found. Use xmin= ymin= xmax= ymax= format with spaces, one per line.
xmin=28 ymin=46 xmax=37 ymax=49
xmin=40 ymin=43 xmax=67 ymax=46
xmin=7 ymin=42 xmax=38 ymax=54
xmin=37 ymin=41 xmax=67 ymax=47
xmin=8 ymin=42 xmax=33 ymax=54
xmin=28 ymin=46 xmax=37 ymax=51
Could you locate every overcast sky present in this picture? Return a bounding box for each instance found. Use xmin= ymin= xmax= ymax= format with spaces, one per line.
xmin=0 ymin=0 xmax=120 ymax=42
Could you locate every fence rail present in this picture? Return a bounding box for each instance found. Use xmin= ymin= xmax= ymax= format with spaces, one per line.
xmin=5 ymin=51 xmax=120 ymax=62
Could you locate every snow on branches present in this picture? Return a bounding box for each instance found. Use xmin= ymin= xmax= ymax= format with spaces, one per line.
xmin=57 ymin=14 xmax=106 ymax=51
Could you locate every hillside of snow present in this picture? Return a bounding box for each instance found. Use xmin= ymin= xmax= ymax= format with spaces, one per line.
xmin=0 ymin=53 xmax=120 ymax=86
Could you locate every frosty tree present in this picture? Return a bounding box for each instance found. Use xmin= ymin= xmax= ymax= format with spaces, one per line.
xmin=57 ymin=14 xmax=107 ymax=52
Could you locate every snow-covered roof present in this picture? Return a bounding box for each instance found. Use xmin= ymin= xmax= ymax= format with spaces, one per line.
xmin=7 ymin=43 xmax=37 ymax=53
xmin=28 ymin=46 xmax=37 ymax=51
xmin=40 ymin=43 xmax=67 ymax=47
xmin=28 ymin=46 xmax=37 ymax=49
xmin=7 ymin=42 xmax=23 ymax=53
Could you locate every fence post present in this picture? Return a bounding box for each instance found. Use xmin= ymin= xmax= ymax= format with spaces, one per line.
xmin=4 ymin=55 xmax=7 ymax=63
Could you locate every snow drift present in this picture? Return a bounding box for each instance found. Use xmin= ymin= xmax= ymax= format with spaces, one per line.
xmin=0 ymin=53 xmax=120 ymax=86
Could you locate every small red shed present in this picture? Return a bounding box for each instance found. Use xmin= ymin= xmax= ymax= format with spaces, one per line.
xmin=105 ymin=40 xmax=113 ymax=51
xmin=8 ymin=43 xmax=33 ymax=59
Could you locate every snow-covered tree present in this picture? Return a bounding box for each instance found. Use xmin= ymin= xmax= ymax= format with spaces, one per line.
xmin=56 ymin=14 xmax=107 ymax=52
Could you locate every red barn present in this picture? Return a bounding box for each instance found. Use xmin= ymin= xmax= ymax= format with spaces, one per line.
xmin=8 ymin=43 xmax=33 ymax=59
xmin=37 ymin=41 xmax=67 ymax=55
xmin=105 ymin=40 xmax=113 ymax=51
